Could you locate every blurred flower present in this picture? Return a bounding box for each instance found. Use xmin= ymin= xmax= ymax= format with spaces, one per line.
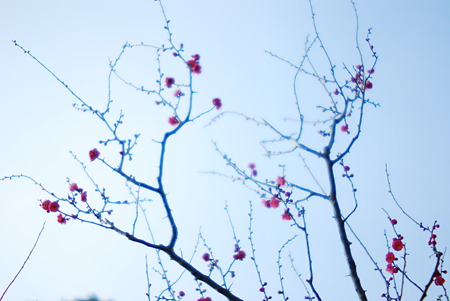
xmin=165 ymin=77 xmax=175 ymax=88
xmin=386 ymin=263 xmax=399 ymax=274
xmin=276 ymin=176 xmax=286 ymax=186
xmin=89 ymin=148 xmax=100 ymax=161
xmin=341 ymin=125 xmax=349 ymax=133
xmin=282 ymin=211 xmax=292 ymax=221
xmin=233 ymin=250 xmax=246 ymax=261
xmin=57 ymin=214 xmax=67 ymax=224
xmin=69 ymin=183 xmax=78 ymax=192
xmin=202 ymin=253 xmax=210 ymax=261
xmin=187 ymin=60 xmax=202 ymax=74
xmin=212 ymin=98 xmax=222 ymax=110
xmin=168 ymin=116 xmax=180 ymax=126
xmin=435 ymin=276 xmax=445 ymax=286
xmin=174 ymin=89 xmax=183 ymax=97
xmin=269 ymin=197 xmax=280 ymax=208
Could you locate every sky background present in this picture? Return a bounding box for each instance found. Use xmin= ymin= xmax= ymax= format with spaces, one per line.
xmin=1 ymin=1 xmax=450 ymax=300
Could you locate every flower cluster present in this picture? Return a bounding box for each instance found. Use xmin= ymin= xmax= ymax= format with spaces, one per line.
xmin=187 ymin=54 xmax=202 ymax=74
xmin=41 ymin=200 xmax=59 ymax=213
xmin=233 ymin=250 xmax=246 ymax=261
xmin=384 ymin=218 xmax=404 ymax=274
xmin=201 ymin=252 xmax=219 ymax=273
xmin=350 ymin=64 xmax=374 ymax=92
xmin=248 ymin=162 xmax=257 ymax=177
xmin=385 ymin=239 xmax=401 ymax=273
xmin=386 ymin=263 xmax=398 ymax=274
xmin=428 ymin=222 xmax=440 ymax=246
xmin=212 ymin=98 xmax=222 ymax=110
xmin=41 ymin=200 xmax=67 ymax=224
xmin=262 ymin=195 xmax=280 ymax=209
xmin=341 ymin=165 xmax=354 ymax=178
xmin=233 ymin=245 xmax=246 ymax=261
xmin=262 ymin=177 xmax=295 ymax=221
xmin=69 ymin=182 xmax=87 ymax=202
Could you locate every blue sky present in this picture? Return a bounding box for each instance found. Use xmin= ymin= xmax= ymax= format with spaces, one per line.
xmin=1 ymin=1 xmax=450 ymax=300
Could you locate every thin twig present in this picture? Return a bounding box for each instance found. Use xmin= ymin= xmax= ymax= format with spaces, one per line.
xmin=0 ymin=222 xmax=46 ymax=301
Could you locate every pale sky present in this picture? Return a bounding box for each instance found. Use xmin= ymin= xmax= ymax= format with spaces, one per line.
xmin=1 ymin=1 xmax=450 ymax=300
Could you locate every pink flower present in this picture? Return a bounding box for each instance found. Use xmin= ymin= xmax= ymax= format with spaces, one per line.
xmin=168 ymin=116 xmax=180 ymax=126
xmin=269 ymin=197 xmax=280 ymax=208
xmin=341 ymin=124 xmax=349 ymax=133
xmin=248 ymin=163 xmax=256 ymax=169
xmin=174 ymin=89 xmax=183 ymax=97
xmin=392 ymin=238 xmax=403 ymax=251
xmin=281 ymin=210 xmax=292 ymax=221
xmin=179 ymin=291 xmax=185 ymax=297
xmin=386 ymin=263 xmax=399 ymax=274
xmin=192 ymin=54 xmax=200 ymax=61
xmin=390 ymin=219 xmax=398 ymax=225
xmin=187 ymin=60 xmax=202 ymax=74
xmin=41 ymin=200 xmax=51 ymax=212
xmin=69 ymin=183 xmax=79 ymax=192
xmin=343 ymin=166 xmax=350 ymax=172
xmin=198 ymin=298 xmax=212 ymax=301
xmin=251 ymin=169 xmax=258 ymax=177
xmin=276 ymin=176 xmax=286 ymax=186
xmin=212 ymin=98 xmax=222 ymax=110
xmin=89 ymin=148 xmax=100 ymax=161
xmin=57 ymin=214 xmax=67 ymax=224
xmin=165 ymin=77 xmax=175 ymax=88
xmin=262 ymin=199 xmax=271 ymax=208
xmin=367 ymin=68 xmax=375 ymax=74
xmin=233 ymin=250 xmax=246 ymax=261
xmin=435 ymin=275 xmax=445 ymax=286
xmin=202 ymin=253 xmax=210 ymax=261
xmin=385 ymin=252 xmax=395 ymax=263
xmin=365 ymin=80 xmax=373 ymax=89
xmin=81 ymin=191 xmax=87 ymax=202
xmin=333 ymin=89 xmax=339 ymax=95
xmin=49 ymin=201 xmax=60 ymax=212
